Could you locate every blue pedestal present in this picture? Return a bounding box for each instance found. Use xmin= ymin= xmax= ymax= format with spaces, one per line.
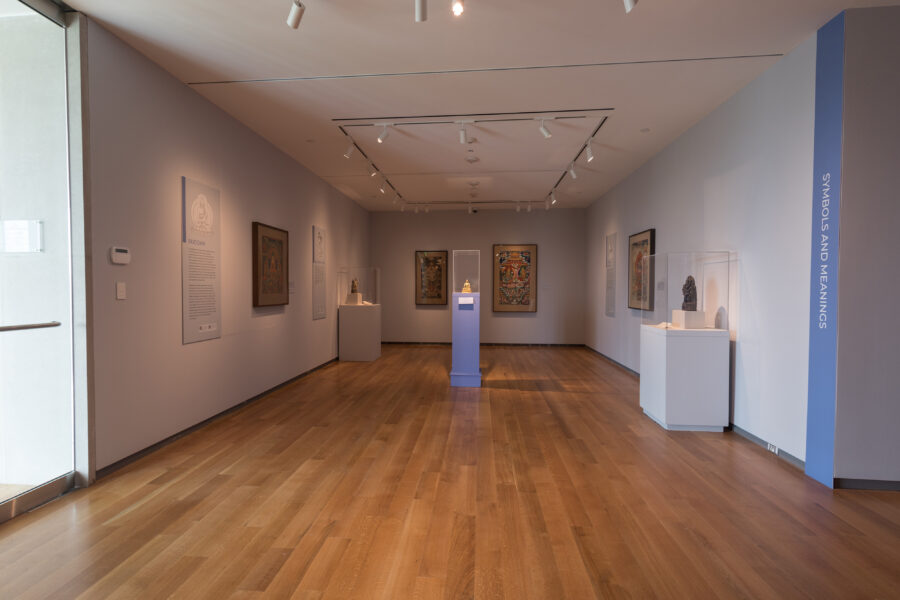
xmin=450 ymin=292 xmax=481 ymax=387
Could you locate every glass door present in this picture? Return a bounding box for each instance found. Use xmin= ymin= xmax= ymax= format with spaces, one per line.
xmin=0 ymin=0 xmax=74 ymax=512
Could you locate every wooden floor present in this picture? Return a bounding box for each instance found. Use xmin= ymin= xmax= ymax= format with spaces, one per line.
xmin=1 ymin=345 xmax=898 ymax=599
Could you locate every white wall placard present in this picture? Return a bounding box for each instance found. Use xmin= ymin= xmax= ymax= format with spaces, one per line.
xmin=1 ymin=220 xmax=43 ymax=253
xmin=181 ymin=177 xmax=222 ymax=344
xmin=312 ymin=225 xmax=326 ymax=320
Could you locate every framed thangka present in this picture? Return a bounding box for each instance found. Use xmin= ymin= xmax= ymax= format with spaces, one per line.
xmin=493 ymin=244 xmax=537 ymax=312
xmin=252 ymin=221 xmax=289 ymax=307
xmin=415 ymin=250 xmax=448 ymax=305
xmin=627 ymin=228 xmax=655 ymax=311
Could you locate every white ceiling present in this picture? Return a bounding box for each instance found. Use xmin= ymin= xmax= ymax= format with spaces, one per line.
xmin=61 ymin=0 xmax=896 ymax=211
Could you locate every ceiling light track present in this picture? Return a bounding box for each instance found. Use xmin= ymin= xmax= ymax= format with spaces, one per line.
xmin=543 ymin=116 xmax=609 ymax=210
xmin=189 ymin=56 xmax=782 ymax=87
xmin=334 ymin=108 xmax=613 ymax=123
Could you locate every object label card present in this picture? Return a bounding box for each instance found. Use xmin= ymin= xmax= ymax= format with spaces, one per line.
xmin=182 ymin=177 xmax=222 ymax=344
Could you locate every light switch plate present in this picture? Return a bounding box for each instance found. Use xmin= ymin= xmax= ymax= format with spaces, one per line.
xmin=116 ymin=281 xmax=127 ymax=300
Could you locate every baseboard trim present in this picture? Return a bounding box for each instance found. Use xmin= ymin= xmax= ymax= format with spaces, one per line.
xmin=382 ymin=341 xmax=584 ymax=347
xmin=834 ymin=478 xmax=900 ymax=491
xmin=583 ymin=345 xmax=640 ymax=377
xmin=96 ymin=358 xmax=338 ymax=480
xmin=732 ymin=425 xmax=805 ymax=470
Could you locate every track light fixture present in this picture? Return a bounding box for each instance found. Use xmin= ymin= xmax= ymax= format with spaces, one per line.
xmin=369 ymin=164 xmax=377 ymax=177
xmin=451 ymin=0 xmax=464 ymax=17
xmin=458 ymin=122 xmax=467 ymax=144
xmin=377 ymin=124 xmax=390 ymax=144
xmin=624 ymin=0 xmax=638 ymax=14
xmin=585 ymin=140 xmax=594 ymax=163
xmin=569 ymin=163 xmax=577 ymax=180
xmin=527 ymin=203 xmax=532 ymax=213
xmin=545 ymin=198 xmax=551 ymax=211
xmin=551 ymin=191 xmax=558 ymax=205
xmin=415 ymin=0 xmax=427 ymax=22
xmin=379 ymin=179 xmax=387 ymax=194
xmin=392 ymin=195 xmax=399 ymax=205
xmin=286 ymin=0 xmax=305 ymax=29
xmin=343 ymin=142 xmax=355 ymax=159
xmin=538 ymin=118 xmax=552 ymax=139
xmin=516 ymin=202 xmax=521 ymax=213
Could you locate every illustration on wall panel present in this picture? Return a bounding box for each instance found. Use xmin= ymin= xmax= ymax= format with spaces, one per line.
xmin=493 ymin=244 xmax=537 ymax=312
xmin=627 ymin=228 xmax=655 ymax=311
xmin=415 ymin=250 xmax=448 ymax=305
xmin=252 ymin=221 xmax=289 ymax=307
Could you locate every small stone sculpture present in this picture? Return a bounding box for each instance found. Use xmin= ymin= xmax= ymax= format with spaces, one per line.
xmin=682 ymin=275 xmax=697 ymax=311
xmin=350 ymin=278 xmax=359 ymax=294
xmin=461 ymin=279 xmax=472 ymax=293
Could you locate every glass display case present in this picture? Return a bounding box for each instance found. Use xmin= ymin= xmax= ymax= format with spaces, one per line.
xmin=452 ymin=250 xmax=480 ymax=293
xmin=640 ymin=252 xmax=731 ymax=330
xmin=337 ymin=266 xmax=380 ymax=305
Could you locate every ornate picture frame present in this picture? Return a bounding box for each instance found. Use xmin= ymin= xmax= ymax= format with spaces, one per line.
xmin=627 ymin=228 xmax=655 ymax=311
xmin=415 ymin=250 xmax=448 ymax=305
xmin=493 ymin=244 xmax=537 ymax=312
xmin=252 ymin=221 xmax=289 ymax=307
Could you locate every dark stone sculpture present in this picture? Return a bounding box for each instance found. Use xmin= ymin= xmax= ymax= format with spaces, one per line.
xmin=682 ymin=276 xmax=697 ymax=311
xmin=350 ymin=278 xmax=359 ymax=294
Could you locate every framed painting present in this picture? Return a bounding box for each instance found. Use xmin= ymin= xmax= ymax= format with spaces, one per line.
xmin=252 ymin=221 xmax=289 ymax=307
xmin=493 ymin=244 xmax=537 ymax=312
xmin=415 ymin=250 xmax=448 ymax=305
xmin=627 ymin=228 xmax=655 ymax=311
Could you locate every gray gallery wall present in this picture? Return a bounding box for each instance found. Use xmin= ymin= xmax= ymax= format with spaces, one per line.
xmin=833 ymin=7 xmax=900 ymax=482
xmin=584 ymin=36 xmax=817 ymax=460
xmin=85 ymin=20 xmax=370 ymax=469
xmin=371 ymin=209 xmax=586 ymax=344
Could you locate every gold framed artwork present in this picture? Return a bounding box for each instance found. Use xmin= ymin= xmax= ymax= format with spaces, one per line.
xmin=415 ymin=250 xmax=448 ymax=305
xmin=493 ymin=244 xmax=537 ymax=312
xmin=627 ymin=228 xmax=655 ymax=311
xmin=252 ymin=221 xmax=289 ymax=307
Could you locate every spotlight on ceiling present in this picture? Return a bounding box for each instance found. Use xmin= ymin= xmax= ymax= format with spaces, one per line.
xmin=551 ymin=191 xmax=558 ymax=205
xmin=458 ymin=122 xmax=467 ymax=144
xmin=545 ymin=198 xmax=551 ymax=211
xmin=624 ymin=0 xmax=638 ymax=14
xmin=369 ymin=164 xmax=378 ymax=177
xmin=287 ymin=0 xmax=305 ymax=29
xmin=415 ymin=0 xmax=427 ymax=22
xmin=377 ymin=124 xmax=390 ymax=144
xmin=585 ymin=141 xmax=594 ymax=163
xmin=538 ymin=119 xmax=552 ymax=139
xmin=392 ymin=195 xmax=399 ymax=205
xmin=379 ymin=179 xmax=387 ymax=194
xmin=343 ymin=142 xmax=355 ymax=159
xmin=569 ymin=164 xmax=577 ymax=180
xmin=452 ymin=0 xmax=464 ymax=17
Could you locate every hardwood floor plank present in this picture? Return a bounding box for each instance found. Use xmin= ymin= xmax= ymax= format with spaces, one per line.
xmin=0 ymin=345 xmax=897 ymax=599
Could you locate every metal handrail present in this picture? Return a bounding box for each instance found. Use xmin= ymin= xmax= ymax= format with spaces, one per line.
xmin=0 ymin=321 xmax=62 ymax=333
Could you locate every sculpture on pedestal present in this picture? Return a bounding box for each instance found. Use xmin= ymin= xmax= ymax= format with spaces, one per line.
xmin=461 ymin=279 xmax=472 ymax=293
xmin=682 ymin=275 xmax=697 ymax=311
xmin=350 ymin=278 xmax=359 ymax=294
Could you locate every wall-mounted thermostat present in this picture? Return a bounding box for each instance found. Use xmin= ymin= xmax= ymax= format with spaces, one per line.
xmin=110 ymin=246 xmax=131 ymax=265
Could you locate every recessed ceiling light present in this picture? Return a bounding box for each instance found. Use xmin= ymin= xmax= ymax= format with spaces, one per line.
xmin=452 ymin=1 xmax=464 ymax=17
xmin=286 ymin=0 xmax=305 ymax=29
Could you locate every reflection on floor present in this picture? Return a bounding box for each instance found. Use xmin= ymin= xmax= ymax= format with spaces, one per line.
xmin=0 ymin=345 xmax=898 ymax=599
xmin=0 ymin=484 xmax=33 ymax=504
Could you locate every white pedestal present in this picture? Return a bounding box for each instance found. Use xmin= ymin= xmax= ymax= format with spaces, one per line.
xmin=344 ymin=292 xmax=363 ymax=305
xmin=672 ymin=309 xmax=707 ymax=329
xmin=639 ymin=324 xmax=730 ymax=431
xmin=339 ymin=304 xmax=381 ymax=361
